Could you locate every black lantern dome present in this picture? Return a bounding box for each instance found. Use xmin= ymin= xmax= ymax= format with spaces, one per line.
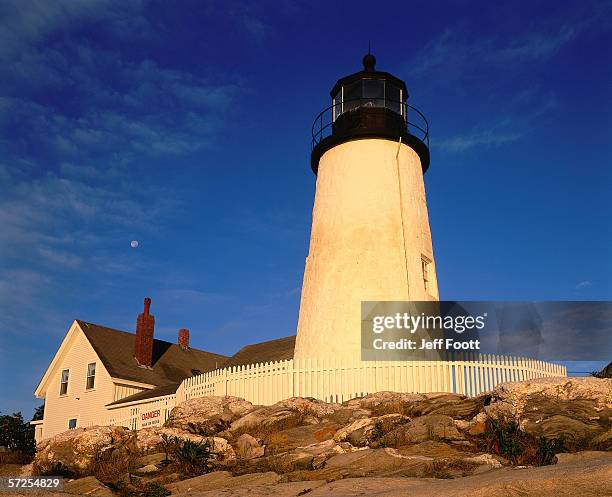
xmin=311 ymin=53 xmax=430 ymax=174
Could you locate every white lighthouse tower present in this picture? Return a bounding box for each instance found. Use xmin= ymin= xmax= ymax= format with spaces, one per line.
xmin=295 ymin=53 xmax=440 ymax=361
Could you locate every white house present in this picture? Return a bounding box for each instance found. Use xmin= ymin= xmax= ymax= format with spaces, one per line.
xmin=33 ymin=299 xmax=228 ymax=441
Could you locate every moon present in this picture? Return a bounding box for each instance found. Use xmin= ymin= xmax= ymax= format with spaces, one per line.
xmin=131 ymin=240 xmax=139 ymax=248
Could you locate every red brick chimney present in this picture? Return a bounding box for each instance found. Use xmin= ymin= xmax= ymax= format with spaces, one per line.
xmin=178 ymin=328 xmax=190 ymax=350
xmin=134 ymin=297 xmax=155 ymax=367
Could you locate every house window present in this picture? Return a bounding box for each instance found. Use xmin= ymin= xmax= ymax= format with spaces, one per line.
xmin=68 ymin=418 xmax=77 ymax=430
xmin=86 ymin=363 xmax=96 ymax=390
xmin=60 ymin=369 xmax=69 ymax=396
xmin=421 ymin=255 xmax=432 ymax=294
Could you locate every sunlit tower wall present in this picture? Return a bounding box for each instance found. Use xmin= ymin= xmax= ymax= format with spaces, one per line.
xmin=295 ymin=54 xmax=439 ymax=361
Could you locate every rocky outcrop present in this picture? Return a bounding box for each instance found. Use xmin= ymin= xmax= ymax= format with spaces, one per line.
xmin=324 ymin=448 xmax=434 ymax=478
xmin=164 ymin=396 xmax=254 ymax=435
xmin=485 ymin=377 xmax=612 ymax=449
xmin=229 ymin=397 xmax=342 ymax=436
xmin=235 ymin=434 xmax=264 ymax=459
xmin=386 ymin=414 xmax=465 ymax=445
xmin=33 ymin=426 xmax=137 ymax=477
xmin=344 ymin=391 xmax=485 ymax=420
xmin=398 ymin=440 xmax=466 ymax=457
xmin=63 ymin=476 xmax=115 ymax=496
xmin=169 ymin=452 xmax=612 ymax=497
xmin=232 ymin=439 xmax=350 ymax=476
xmin=135 ymin=426 xmax=219 ymax=453
xmin=274 ymin=439 xmax=345 ymax=472
xmin=334 ymin=414 xmax=409 ymax=446
xmin=134 ymin=452 xmax=166 ymax=467
xmin=343 ymin=391 xmax=424 ymax=411
xmin=32 ymin=378 xmax=612 ymax=496
xmin=166 ymin=470 xmax=281 ymax=494
xmin=263 ymin=422 xmax=339 ymax=454
xmin=133 ymin=463 xmax=159 ymax=474
xmin=23 ymin=454 xmax=612 ymax=497
xmin=33 ymin=426 xmax=236 ymax=479
xmin=133 ymin=426 xmax=236 ymax=461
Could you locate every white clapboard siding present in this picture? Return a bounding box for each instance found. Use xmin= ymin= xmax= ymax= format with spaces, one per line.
xmin=42 ymin=328 xmax=117 ymax=440
xmin=104 ymin=355 xmax=565 ymax=431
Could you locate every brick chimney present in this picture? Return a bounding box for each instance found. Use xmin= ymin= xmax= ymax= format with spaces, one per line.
xmin=134 ymin=297 xmax=155 ymax=367
xmin=178 ymin=328 xmax=190 ymax=350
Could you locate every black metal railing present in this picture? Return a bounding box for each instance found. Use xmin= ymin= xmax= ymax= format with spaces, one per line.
xmin=311 ymin=98 xmax=429 ymax=150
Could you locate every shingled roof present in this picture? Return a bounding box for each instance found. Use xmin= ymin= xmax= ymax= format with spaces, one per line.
xmin=222 ymin=335 xmax=295 ymax=368
xmin=77 ymin=320 xmax=228 ymax=387
xmin=106 ymin=335 xmax=296 ymax=407
xmin=106 ymin=382 xmax=180 ymax=406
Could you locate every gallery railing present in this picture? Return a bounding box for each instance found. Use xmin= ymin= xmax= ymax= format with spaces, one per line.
xmin=311 ymin=98 xmax=430 ymax=150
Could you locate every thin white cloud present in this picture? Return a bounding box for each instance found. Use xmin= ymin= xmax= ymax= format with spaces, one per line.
xmin=433 ymin=89 xmax=558 ymax=153
xmin=237 ymin=15 xmax=270 ymax=42
xmin=412 ymin=18 xmax=595 ymax=78
xmin=0 ymin=54 xmax=240 ymax=159
xmin=435 ymin=130 xmax=522 ymax=153
xmin=496 ymin=25 xmax=579 ymax=61
xmin=229 ymin=1 xmax=272 ymax=42
xmin=0 ymin=3 xmax=242 ymax=291
xmin=0 ymin=0 xmax=146 ymax=59
xmin=576 ymin=281 xmax=593 ymax=289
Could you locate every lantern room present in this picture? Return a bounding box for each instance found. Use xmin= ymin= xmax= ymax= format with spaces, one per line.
xmin=331 ymin=53 xmax=408 ymax=120
xmin=311 ymin=53 xmax=430 ymax=175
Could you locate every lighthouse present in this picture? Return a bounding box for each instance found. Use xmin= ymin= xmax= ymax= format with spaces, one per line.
xmin=294 ymin=53 xmax=440 ymax=361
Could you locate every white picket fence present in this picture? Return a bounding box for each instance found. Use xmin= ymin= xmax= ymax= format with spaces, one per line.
xmin=176 ymin=354 xmax=566 ymax=404
xmin=106 ymin=354 xmax=565 ymax=430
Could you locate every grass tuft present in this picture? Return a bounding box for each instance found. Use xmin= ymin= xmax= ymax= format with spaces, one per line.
xmin=483 ymin=417 xmax=565 ymax=466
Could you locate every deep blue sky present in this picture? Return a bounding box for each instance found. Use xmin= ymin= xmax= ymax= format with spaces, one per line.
xmin=1 ymin=1 xmax=610 ymax=417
